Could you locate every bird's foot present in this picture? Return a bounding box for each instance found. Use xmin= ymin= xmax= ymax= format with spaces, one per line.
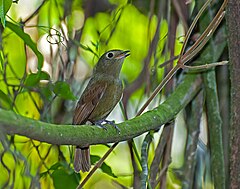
xmin=94 ymin=120 xmax=120 ymax=134
xmin=94 ymin=120 xmax=108 ymax=130
xmin=105 ymin=120 xmax=120 ymax=134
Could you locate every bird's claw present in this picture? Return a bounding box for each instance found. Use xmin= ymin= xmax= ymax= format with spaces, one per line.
xmin=94 ymin=120 xmax=108 ymax=130
xmin=104 ymin=120 xmax=120 ymax=134
xmin=94 ymin=120 xmax=120 ymax=134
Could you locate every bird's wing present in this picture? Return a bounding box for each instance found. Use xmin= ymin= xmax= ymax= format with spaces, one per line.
xmin=73 ymin=82 xmax=107 ymax=125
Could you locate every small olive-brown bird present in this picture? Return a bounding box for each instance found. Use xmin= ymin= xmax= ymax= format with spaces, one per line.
xmin=73 ymin=49 xmax=130 ymax=172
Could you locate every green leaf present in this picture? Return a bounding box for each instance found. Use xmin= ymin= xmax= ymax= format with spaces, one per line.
xmin=24 ymin=73 xmax=39 ymax=87
xmin=25 ymin=71 xmax=50 ymax=87
xmin=52 ymin=169 xmax=79 ymax=189
xmin=0 ymin=90 xmax=12 ymax=109
xmin=53 ymin=81 xmax=76 ymax=100
xmin=90 ymin=155 xmax=117 ymax=178
xmin=0 ymin=0 xmax=12 ymax=27
xmin=5 ymin=21 xmax=44 ymax=69
xmin=39 ymin=71 xmax=50 ymax=80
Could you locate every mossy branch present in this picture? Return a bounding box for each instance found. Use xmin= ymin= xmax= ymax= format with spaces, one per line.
xmin=0 ymin=74 xmax=201 ymax=147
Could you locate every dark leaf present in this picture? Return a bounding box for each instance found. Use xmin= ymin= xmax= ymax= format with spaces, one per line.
xmin=101 ymin=162 xmax=117 ymax=178
xmin=90 ymin=155 xmax=101 ymax=164
xmin=40 ymin=83 xmax=53 ymax=101
xmin=0 ymin=90 xmax=12 ymax=109
xmin=52 ymin=169 xmax=79 ymax=189
xmin=49 ymin=162 xmax=62 ymax=171
xmin=90 ymin=155 xmax=117 ymax=178
xmin=40 ymin=162 xmax=74 ymax=178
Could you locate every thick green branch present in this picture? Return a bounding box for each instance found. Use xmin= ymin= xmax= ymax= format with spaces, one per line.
xmin=0 ymin=74 xmax=201 ymax=146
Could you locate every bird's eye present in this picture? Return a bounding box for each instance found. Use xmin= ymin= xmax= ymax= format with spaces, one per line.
xmin=106 ymin=52 xmax=114 ymax=59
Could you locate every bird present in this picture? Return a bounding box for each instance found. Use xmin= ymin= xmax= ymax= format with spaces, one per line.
xmin=73 ymin=49 xmax=130 ymax=172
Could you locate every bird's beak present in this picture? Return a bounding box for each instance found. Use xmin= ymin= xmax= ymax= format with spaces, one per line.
xmin=116 ymin=50 xmax=130 ymax=59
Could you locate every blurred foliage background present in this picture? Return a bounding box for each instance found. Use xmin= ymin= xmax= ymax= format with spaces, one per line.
xmin=0 ymin=0 xmax=229 ymax=189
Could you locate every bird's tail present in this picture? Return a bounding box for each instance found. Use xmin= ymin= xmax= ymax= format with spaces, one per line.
xmin=74 ymin=146 xmax=91 ymax=172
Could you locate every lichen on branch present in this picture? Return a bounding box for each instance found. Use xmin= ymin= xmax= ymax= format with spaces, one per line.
xmin=0 ymin=74 xmax=201 ymax=147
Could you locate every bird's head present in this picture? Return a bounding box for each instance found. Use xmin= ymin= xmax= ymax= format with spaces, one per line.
xmin=94 ymin=50 xmax=130 ymax=77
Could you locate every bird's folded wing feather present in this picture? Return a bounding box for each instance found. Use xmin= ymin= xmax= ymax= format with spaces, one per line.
xmin=73 ymin=82 xmax=107 ymax=125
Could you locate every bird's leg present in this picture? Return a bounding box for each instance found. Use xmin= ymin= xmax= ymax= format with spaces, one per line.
xmin=94 ymin=120 xmax=108 ymax=130
xmin=94 ymin=120 xmax=120 ymax=134
xmin=105 ymin=120 xmax=120 ymax=134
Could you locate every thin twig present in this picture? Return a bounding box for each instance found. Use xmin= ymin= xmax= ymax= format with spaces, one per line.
xmin=183 ymin=61 xmax=228 ymax=71
xmin=181 ymin=11 xmax=226 ymax=63
xmin=159 ymin=55 xmax=179 ymax=68
xmin=155 ymin=163 xmax=171 ymax=186
xmin=179 ymin=0 xmax=212 ymax=58
xmin=136 ymin=0 xmax=228 ymax=117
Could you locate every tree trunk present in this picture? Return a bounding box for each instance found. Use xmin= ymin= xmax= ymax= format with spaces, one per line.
xmin=226 ymin=1 xmax=240 ymax=189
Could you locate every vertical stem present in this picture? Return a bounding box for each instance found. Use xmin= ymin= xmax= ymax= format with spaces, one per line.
xmin=149 ymin=125 xmax=171 ymax=188
xmin=140 ymin=133 xmax=152 ymax=189
xmin=196 ymin=1 xmax=227 ymax=188
xmin=159 ymin=123 xmax=174 ymax=189
xmin=182 ymin=91 xmax=203 ymax=189
xmin=203 ymin=70 xmax=225 ymax=189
